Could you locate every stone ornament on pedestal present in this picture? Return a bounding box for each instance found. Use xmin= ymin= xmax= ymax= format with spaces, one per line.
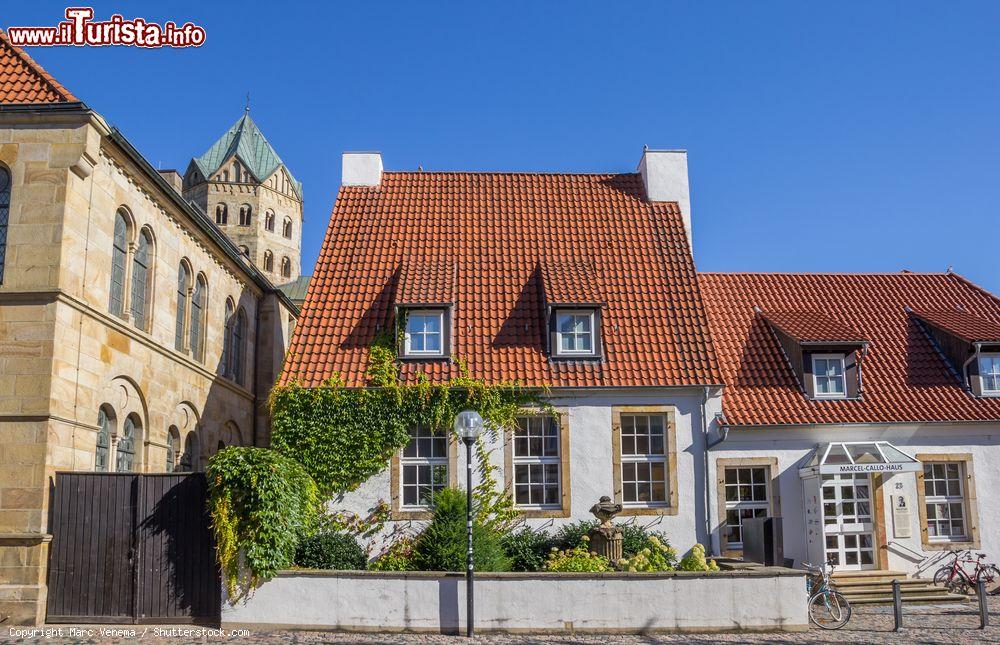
xmin=588 ymin=495 xmax=624 ymax=565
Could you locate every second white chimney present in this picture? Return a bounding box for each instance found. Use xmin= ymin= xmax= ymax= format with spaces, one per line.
xmin=638 ymin=149 xmax=691 ymax=246
xmin=342 ymin=152 xmax=383 ymax=187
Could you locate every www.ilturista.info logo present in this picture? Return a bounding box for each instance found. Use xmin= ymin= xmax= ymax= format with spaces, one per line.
xmin=7 ymin=7 xmax=205 ymax=48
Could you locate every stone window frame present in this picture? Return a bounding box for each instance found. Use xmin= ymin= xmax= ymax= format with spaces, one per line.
xmin=503 ymin=408 xmax=571 ymax=519
xmin=611 ymin=405 xmax=678 ymax=516
xmin=714 ymin=457 xmax=781 ymax=557
xmin=915 ymin=453 xmax=981 ymax=551
xmin=389 ymin=429 xmax=458 ymax=521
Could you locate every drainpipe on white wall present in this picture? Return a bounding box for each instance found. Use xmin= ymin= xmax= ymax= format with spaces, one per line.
xmin=963 ymin=342 xmax=983 ymax=392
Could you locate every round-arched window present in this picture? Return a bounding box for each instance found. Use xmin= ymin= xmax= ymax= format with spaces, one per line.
xmin=116 ymin=415 xmax=139 ymax=472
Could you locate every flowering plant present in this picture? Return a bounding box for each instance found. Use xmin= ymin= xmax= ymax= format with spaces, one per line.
xmin=618 ymin=535 xmax=678 ymax=572
xmin=543 ymin=536 xmax=612 ymax=572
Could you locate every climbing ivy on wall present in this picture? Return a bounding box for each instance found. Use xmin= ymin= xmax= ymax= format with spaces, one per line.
xmin=209 ymin=333 xmax=543 ymax=593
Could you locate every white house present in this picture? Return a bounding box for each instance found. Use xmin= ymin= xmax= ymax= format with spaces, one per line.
xmin=281 ymin=150 xmax=727 ymax=551
xmin=700 ymin=273 xmax=1000 ymax=575
xmin=283 ymin=149 xmax=1000 ymax=578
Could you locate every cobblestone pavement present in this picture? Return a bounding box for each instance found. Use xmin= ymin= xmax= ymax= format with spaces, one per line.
xmin=5 ymin=597 xmax=997 ymax=644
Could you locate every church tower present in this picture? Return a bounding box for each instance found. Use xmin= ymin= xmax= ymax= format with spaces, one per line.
xmin=183 ymin=110 xmax=303 ymax=286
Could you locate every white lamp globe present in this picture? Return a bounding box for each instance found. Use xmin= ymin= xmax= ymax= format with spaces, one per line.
xmin=454 ymin=410 xmax=484 ymax=440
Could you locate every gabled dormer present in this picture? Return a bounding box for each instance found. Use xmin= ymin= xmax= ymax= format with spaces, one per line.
xmin=540 ymin=260 xmax=605 ymax=360
xmin=910 ymin=307 xmax=1000 ymax=398
xmin=758 ymin=309 xmax=869 ymax=400
xmin=395 ymin=260 xmax=456 ymax=360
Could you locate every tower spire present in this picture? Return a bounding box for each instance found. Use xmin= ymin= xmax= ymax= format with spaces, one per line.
xmin=245 ymin=91 xmax=251 ymax=114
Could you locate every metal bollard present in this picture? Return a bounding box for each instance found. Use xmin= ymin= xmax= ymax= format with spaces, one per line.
xmin=978 ymin=579 xmax=989 ymax=630
xmin=892 ymin=579 xmax=903 ymax=632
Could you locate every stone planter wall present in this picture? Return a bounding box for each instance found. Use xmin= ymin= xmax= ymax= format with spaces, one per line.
xmin=221 ymin=566 xmax=808 ymax=634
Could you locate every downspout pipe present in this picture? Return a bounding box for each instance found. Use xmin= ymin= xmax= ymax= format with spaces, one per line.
xmin=963 ymin=342 xmax=983 ymax=393
xmin=702 ymin=387 xmax=729 ymax=555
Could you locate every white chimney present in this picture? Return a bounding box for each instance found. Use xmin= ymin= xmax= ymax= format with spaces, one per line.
xmin=637 ymin=149 xmax=691 ymax=246
xmin=342 ymin=152 xmax=383 ymax=187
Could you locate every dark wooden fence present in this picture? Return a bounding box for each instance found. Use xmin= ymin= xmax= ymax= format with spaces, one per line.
xmin=46 ymin=472 xmax=220 ymax=624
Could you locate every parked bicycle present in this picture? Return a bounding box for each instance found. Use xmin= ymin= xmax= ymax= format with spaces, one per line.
xmin=933 ymin=550 xmax=1000 ymax=595
xmin=805 ymin=561 xmax=852 ymax=629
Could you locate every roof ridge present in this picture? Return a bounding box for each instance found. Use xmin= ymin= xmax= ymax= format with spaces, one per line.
xmin=698 ymin=271 xmax=954 ymax=277
xmin=382 ymin=170 xmax=640 ymax=177
xmin=0 ymin=30 xmax=79 ymax=103
xmin=946 ymin=271 xmax=1000 ymax=309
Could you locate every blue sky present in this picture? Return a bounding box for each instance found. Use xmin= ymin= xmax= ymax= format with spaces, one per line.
xmin=8 ymin=2 xmax=999 ymax=292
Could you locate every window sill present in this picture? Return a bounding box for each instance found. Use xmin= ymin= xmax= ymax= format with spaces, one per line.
xmin=391 ymin=509 xmax=433 ymax=521
xmin=514 ymin=507 xmax=570 ymax=519
xmin=923 ymin=538 xmax=980 ymax=551
xmin=618 ymin=504 xmax=677 ymax=517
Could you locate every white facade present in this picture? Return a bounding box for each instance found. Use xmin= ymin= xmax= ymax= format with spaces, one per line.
xmin=709 ymin=423 xmax=999 ymax=577
xmin=335 ymin=388 xmax=724 ymax=555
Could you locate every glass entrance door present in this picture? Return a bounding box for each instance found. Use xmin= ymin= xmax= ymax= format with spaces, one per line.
xmin=821 ymin=473 xmax=876 ymax=570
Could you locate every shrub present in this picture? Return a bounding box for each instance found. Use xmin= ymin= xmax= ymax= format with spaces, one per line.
xmin=295 ymin=531 xmax=366 ymax=570
xmin=620 ymin=523 xmax=672 ymax=560
xmin=368 ymin=536 xmax=416 ymax=571
xmin=678 ymin=544 xmax=720 ymax=572
xmin=411 ymin=488 xmax=510 ymax=572
xmin=544 ymin=536 xmax=611 ymax=572
xmin=619 ymin=535 xmax=678 ymax=572
xmin=501 ymin=527 xmax=553 ymax=572
xmin=551 ymin=520 xmax=597 ymax=550
xmin=206 ymin=447 xmax=320 ymax=597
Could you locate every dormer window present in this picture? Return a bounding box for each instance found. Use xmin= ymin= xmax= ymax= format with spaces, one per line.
xmin=812 ymin=354 xmax=847 ymax=398
xmin=403 ymin=309 xmax=445 ymax=357
xmin=555 ymin=309 xmax=596 ymax=356
xmin=980 ymin=354 xmax=1000 ymax=395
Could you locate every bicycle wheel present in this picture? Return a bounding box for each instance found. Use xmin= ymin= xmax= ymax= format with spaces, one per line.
xmin=808 ymin=589 xmax=852 ymax=630
xmin=976 ymin=564 xmax=1000 ymax=595
xmin=933 ymin=566 xmax=954 ymax=588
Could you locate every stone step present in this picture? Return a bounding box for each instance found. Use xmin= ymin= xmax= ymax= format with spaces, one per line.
xmin=835 ymin=578 xmax=929 ymax=589
xmin=839 ymin=584 xmax=939 ymax=595
xmin=832 ymin=569 xmax=908 ymax=579
xmin=847 ymin=593 xmax=969 ymax=605
xmin=840 ymin=587 xmax=946 ymax=598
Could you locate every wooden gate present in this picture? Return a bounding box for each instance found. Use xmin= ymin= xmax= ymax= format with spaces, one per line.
xmin=46 ymin=472 xmax=220 ymax=624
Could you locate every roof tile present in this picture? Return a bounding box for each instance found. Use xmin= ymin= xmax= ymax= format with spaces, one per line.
xmin=283 ymin=172 xmax=721 ymax=388
xmin=701 ymin=272 xmax=1000 ymax=426
xmin=0 ymin=31 xmax=77 ymax=104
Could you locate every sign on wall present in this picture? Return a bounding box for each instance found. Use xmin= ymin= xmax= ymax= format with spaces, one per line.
xmin=892 ymin=495 xmax=912 ymax=539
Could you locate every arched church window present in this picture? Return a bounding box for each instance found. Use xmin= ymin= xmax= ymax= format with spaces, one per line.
xmin=239 ymin=204 xmax=252 ymax=226
xmin=216 ymin=203 xmax=228 ymax=225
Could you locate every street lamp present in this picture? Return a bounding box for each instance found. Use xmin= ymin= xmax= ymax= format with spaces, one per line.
xmin=454 ymin=409 xmax=484 ymax=638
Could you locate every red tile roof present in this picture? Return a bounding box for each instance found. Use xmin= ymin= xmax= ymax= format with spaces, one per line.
xmin=396 ymin=260 xmax=456 ymax=305
xmin=761 ymin=310 xmax=867 ymax=344
xmin=700 ymin=272 xmax=1000 ymax=426
xmin=0 ymin=31 xmax=78 ymax=104
xmin=911 ymin=309 xmax=1000 ymax=343
xmin=283 ymin=171 xmax=721 ymax=388
xmin=540 ymin=259 xmax=603 ymax=305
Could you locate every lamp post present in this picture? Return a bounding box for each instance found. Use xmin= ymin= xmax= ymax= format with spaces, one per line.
xmin=454 ymin=409 xmax=483 ymax=638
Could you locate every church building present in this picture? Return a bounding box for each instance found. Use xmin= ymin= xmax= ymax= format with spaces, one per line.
xmin=0 ymin=33 xmax=300 ymax=623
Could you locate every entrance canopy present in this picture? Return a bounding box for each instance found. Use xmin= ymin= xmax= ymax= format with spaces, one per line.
xmin=799 ymin=441 xmax=922 ymax=477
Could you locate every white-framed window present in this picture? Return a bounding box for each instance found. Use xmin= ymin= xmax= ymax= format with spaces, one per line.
xmin=980 ymin=354 xmax=1000 ymax=394
xmin=555 ymin=309 xmax=596 ymax=356
xmin=512 ymin=415 xmax=561 ymax=508
xmin=924 ymin=462 xmax=968 ymax=541
xmin=813 ymin=354 xmax=847 ymax=398
xmin=723 ymin=467 xmax=770 ymax=550
xmin=400 ymin=424 xmax=448 ymax=509
xmin=619 ymin=413 xmax=668 ymax=505
xmin=404 ymin=310 xmax=445 ymax=357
